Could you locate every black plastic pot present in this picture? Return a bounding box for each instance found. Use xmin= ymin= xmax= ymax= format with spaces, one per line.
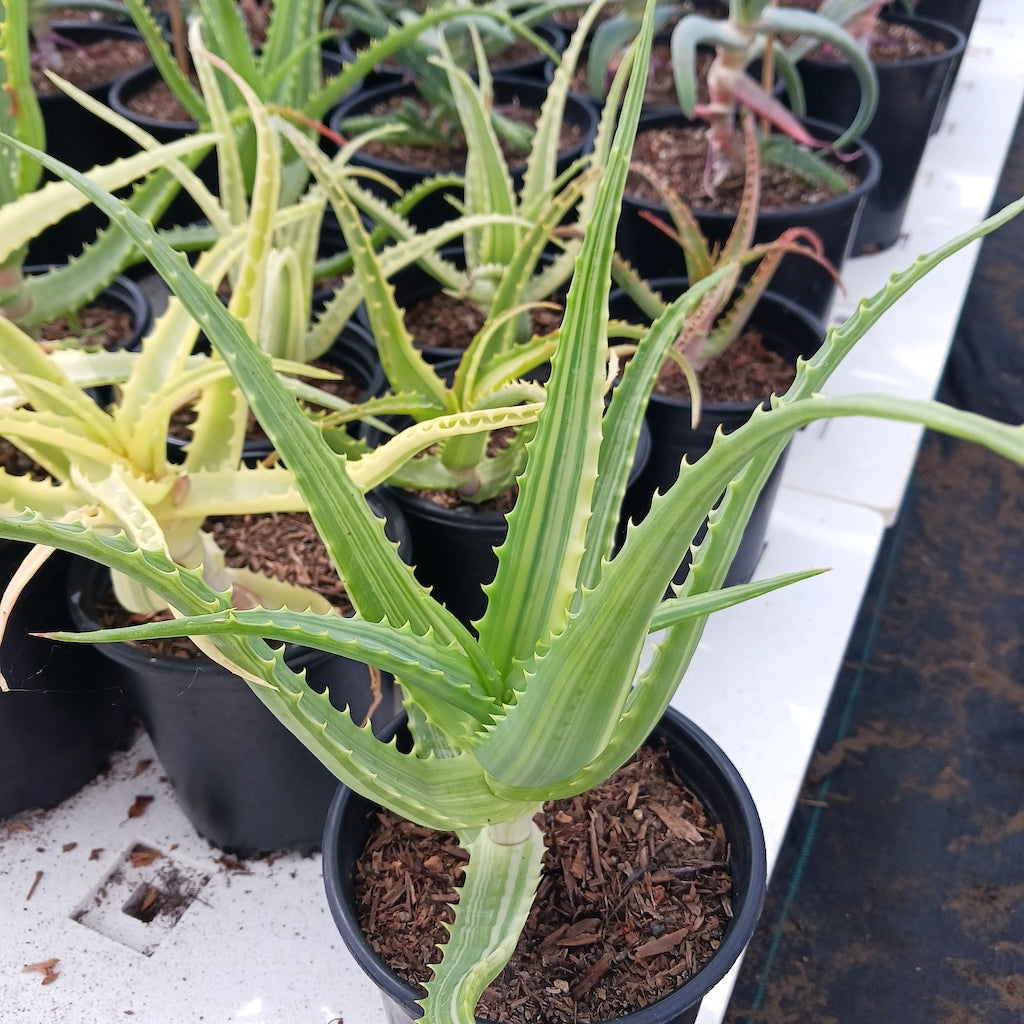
xmin=902 ymin=2 xmax=977 ymax=134
xmin=36 ymin=22 xmax=148 ymax=171
xmin=798 ymin=14 xmax=966 ymax=253
xmin=65 ymin=491 xmax=409 ymax=856
xmin=612 ymin=281 xmax=825 ymax=588
xmin=322 ymin=706 xmax=767 ymax=1024
xmin=617 ymin=113 xmax=880 ymax=326
xmin=0 ymin=546 xmax=134 ymax=819
xmin=377 ymin=399 xmax=651 ymax=630
xmin=327 ymin=75 xmax=599 ymax=232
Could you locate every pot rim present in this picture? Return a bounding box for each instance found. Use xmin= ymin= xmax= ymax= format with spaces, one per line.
xmin=802 ymin=12 xmax=966 ymax=72
xmin=327 ymin=73 xmax=600 ymax=177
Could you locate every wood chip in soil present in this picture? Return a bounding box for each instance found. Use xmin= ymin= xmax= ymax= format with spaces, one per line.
xmin=354 ymin=742 xmax=734 ymax=1024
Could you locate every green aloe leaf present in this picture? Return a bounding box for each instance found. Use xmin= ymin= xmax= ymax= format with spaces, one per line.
xmin=46 ymin=605 xmax=499 ymax=735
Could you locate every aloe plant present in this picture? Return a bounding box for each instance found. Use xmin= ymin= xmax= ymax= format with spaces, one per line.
xmin=380 ymin=1 xmax=606 ymax=351
xmin=676 ymin=0 xmax=881 ymax=192
xmin=288 ymin=0 xmax=621 ymax=500
xmin=590 ymin=0 xmax=879 ymax=195
xmin=120 ymin=0 xmax=538 ymax=200
xmin=612 ymin=112 xmax=839 ymax=422
xmin=2 ymin=4 xmax=1024 ymax=1023
xmin=0 ymin=36 xmax=539 ymax=616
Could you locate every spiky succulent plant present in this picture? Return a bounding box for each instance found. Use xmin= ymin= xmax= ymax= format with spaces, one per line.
xmin=589 ymin=0 xmax=879 ymax=195
xmin=1 ymin=3 xmax=1023 ymax=1023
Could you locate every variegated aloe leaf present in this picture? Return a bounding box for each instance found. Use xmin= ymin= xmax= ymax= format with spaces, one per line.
xmin=348 ymin=405 xmax=543 ymax=493
xmin=576 ymin=193 xmax=1024 ymax=782
xmin=474 ymin=190 xmax=1024 ymax=794
xmin=46 ymin=604 xmax=500 ymax=741
xmin=0 ymin=514 xmax=525 ymax=830
xmin=261 ymin=0 xmax=324 ymax=104
xmin=420 ymin=821 xmax=547 ymax=1024
xmin=121 ymin=0 xmax=206 ymax=122
xmin=0 ymin=316 xmax=120 ymax=428
xmin=310 ymin=3 xmax=514 ymax=123
xmin=471 ymin=273 xmax=735 ymax=785
xmin=437 ymin=39 xmax=519 ymax=271
xmin=0 ymin=68 xmax=222 ymax=325
xmin=472 ymin=5 xmax=657 ymax=676
xmin=517 ymin=0 xmax=607 ymax=216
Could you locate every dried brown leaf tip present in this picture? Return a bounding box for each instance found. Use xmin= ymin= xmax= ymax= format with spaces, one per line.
xmin=22 ymin=958 xmax=59 ymax=985
xmin=126 ymin=795 xmax=154 ymax=819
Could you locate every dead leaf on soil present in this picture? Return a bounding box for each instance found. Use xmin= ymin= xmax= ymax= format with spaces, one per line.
xmin=634 ymin=926 xmax=691 ymax=959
